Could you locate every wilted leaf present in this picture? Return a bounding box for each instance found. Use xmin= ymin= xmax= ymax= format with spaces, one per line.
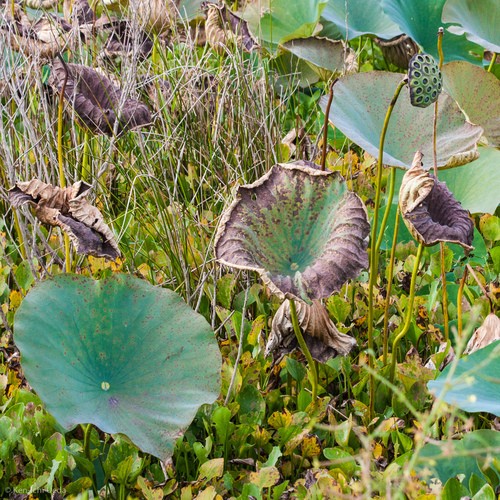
xmin=63 ymin=0 xmax=95 ymax=25
xmin=215 ymin=162 xmax=370 ymax=301
xmin=101 ymin=20 xmax=154 ymax=60
xmin=129 ymin=0 xmax=180 ymax=34
xmin=14 ymin=274 xmax=222 ymax=461
xmin=266 ymin=299 xmax=356 ymax=363
xmin=323 ymin=72 xmax=483 ymax=169
xmin=9 ymin=179 xmax=120 ymax=259
xmin=281 ymin=128 xmax=316 ymax=162
xmin=399 ymin=152 xmax=474 ymax=250
xmin=374 ymin=34 xmax=419 ymax=69
xmin=51 ymin=58 xmax=152 ymax=135
xmin=464 ymin=314 xmax=500 ymax=355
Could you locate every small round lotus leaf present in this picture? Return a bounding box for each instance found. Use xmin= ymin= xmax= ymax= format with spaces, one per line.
xmin=214 ymin=162 xmax=370 ymax=302
xmin=408 ymin=53 xmax=442 ymax=108
xmin=14 ymin=274 xmax=221 ymax=461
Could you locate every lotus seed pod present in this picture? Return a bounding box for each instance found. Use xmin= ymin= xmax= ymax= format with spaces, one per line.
xmin=408 ymin=53 xmax=443 ymax=108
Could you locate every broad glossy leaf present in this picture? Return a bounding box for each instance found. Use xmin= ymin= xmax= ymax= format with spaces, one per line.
xmin=14 ymin=274 xmax=221 ymax=461
xmin=320 ymin=0 xmax=401 ymax=40
xmin=428 ymin=340 xmax=500 ymax=415
xmin=442 ymin=0 xmax=500 ymax=53
xmin=442 ymin=62 xmax=500 ymax=147
xmin=215 ymin=162 xmax=369 ymax=302
xmin=320 ymin=72 xmax=483 ymax=169
xmin=381 ymin=0 xmax=483 ymax=64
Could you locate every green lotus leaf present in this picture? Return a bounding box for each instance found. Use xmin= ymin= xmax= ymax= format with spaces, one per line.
xmin=238 ymin=0 xmax=327 ymax=51
xmin=214 ymin=162 xmax=370 ymax=302
xmin=14 ymin=274 xmax=222 ymax=461
xmin=442 ymin=0 xmax=500 ymax=53
xmin=428 ymin=340 xmax=500 ymax=416
xmin=270 ymin=51 xmax=321 ymax=89
xmin=281 ymin=37 xmax=357 ymax=82
xmin=320 ymin=0 xmax=401 ymax=40
xmin=381 ymin=0 xmax=483 ymax=64
xmin=442 ymin=61 xmax=500 ymax=147
xmin=320 ymin=71 xmax=483 ymax=169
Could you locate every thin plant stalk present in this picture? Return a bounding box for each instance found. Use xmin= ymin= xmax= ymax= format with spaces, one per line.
xmin=375 ymin=166 xmax=397 ymax=255
xmin=82 ymin=423 xmax=98 ymax=495
xmin=320 ymin=79 xmax=337 ymax=171
xmin=457 ymin=266 xmax=468 ymax=337
xmin=289 ymin=298 xmax=318 ymax=400
xmin=487 ymin=53 xmax=496 ymax=72
xmin=367 ymin=78 xmax=406 ymax=418
xmin=390 ymin=242 xmax=424 ymax=382
xmin=382 ymin=208 xmax=400 ymax=365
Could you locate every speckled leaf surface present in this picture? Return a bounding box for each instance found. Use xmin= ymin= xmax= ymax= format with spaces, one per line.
xmin=442 ymin=0 xmax=500 ymax=53
xmin=320 ymin=71 xmax=483 ymax=169
xmin=428 ymin=340 xmax=500 ymax=416
xmin=14 ymin=274 xmax=221 ymax=461
xmin=442 ymin=61 xmax=500 ymax=147
xmin=381 ymin=0 xmax=483 ymax=64
xmin=215 ymin=163 xmax=370 ymax=302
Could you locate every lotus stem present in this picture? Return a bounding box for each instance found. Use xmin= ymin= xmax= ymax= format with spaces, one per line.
xmin=487 ymin=53 xmax=496 ymax=72
xmin=382 ymin=207 xmax=400 ymax=365
xmin=440 ymin=242 xmax=449 ymax=342
xmin=320 ymin=79 xmax=337 ymax=171
xmin=82 ymin=423 xmax=98 ymax=496
xmin=457 ymin=266 xmax=468 ymax=337
xmin=367 ymin=78 xmax=406 ymax=418
xmin=289 ymin=298 xmax=318 ymax=400
xmin=375 ymin=166 xmax=397 ymax=255
xmin=81 ymin=130 xmax=90 ymax=182
xmin=390 ymin=242 xmax=424 ymax=383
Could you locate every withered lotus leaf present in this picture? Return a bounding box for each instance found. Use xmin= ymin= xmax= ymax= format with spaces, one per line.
xmin=266 ymin=299 xmax=357 ymax=363
xmin=63 ymin=0 xmax=95 ymax=25
xmin=9 ymin=179 xmax=120 ymax=260
xmin=464 ymin=314 xmax=500 ymax=355
xmin=399 ymin=152 xmax=474 ymax=250
xmin=374 ymin=34 xmax=419 ymax=69
xmin=51 ymin=58 xmax=151 ymax=135
xmin=101 ymin=20 xmax=154 ymax=61
xmin=215 ymin=162 xmax=370 ymax=302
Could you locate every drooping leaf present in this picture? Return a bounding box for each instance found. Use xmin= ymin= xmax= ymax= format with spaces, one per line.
xmin=266 ymin=299 xmax=357 ymax=363
xmin=442 ymin=61 xmax=500 ymax=147
xmin=51 ymin=58 xmax=152 ymax=135
xmin=374 ymin=34 xmax=419 ymax=69
xmin=320 ymin=71 xmax=483 ymax=169
xmin=442 ymin=0 xmax=500 ymax=53
xmin=399 ymin=152 xmax=474 ymax=250
xmin=464 ymin=314 xmax=500 ymax=355
xmin=14 ymin=274 xmax=222 ymax=461
xmin=381 ymin=0 xmax=483 ymax=64
xmin=9 ymin=179 xmax=120 ymax=259
xmin=101 ymin=20 xmax=154 ymax=61
xmin=214 ymin=162 xmax=370 ymax=302
xmin=428 ymin=340 xmax=500 ymax=415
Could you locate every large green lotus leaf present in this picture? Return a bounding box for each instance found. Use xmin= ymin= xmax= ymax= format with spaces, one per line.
xmin=320 ymin=72 xmax=483 ymax=169
xmin=442 ymin=62 xmax=500 ymax=147
xmin=437 ymin=147 xmax=500 ymax=214
xmin=428 ymin=340 xmax=500 ymax=415
xmin=238 ymin=0 xmax=327 ymax=50
xmin=442 ymin=0 xmax=500 ymax=53
xmin=320 ymin=0 xmax=401 ymax=40
xmin=270 ymin=51 xmax=321 ymax=89
xmin=415 ymin=430 xmax=500 ymax=485
xmin=381 ymin=0 xmax=483 ymax=64
xmin=14 ymin=274 xmax=222 ymax=461
xmin=281 ymin=37 xmax=357 ymax=82
xmin=215 ymin=162 xmax=370 ymax=302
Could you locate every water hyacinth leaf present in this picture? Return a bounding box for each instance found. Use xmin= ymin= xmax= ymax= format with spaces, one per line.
xmin=428 ymin=340 xmax=500 ymax=416
xmin=320 ymin=0 xmax=401 ymax=40
xmin=320 ymin=72 xmax=483 ymax=169
xmin=9 ymin=179 xmax=120 ymax=259
xmin=381 ymin=0 xmax=483 ymax=64
xmin=14 ymin=274 xmax=222 ymax=461
xmin=215 ymin=162 xmax=370 ymax=302
xmin=442 ymin=0 xmax=500 ymax=53
xmin=281 ymin=37 xmax=357 ymax=82
xmin=238 ymin=0 xmax=327 ymax=51
xmin=399 ymin=152 xmax=474 ymax=250
xmin=442 ymin=61 xmax=500 ymax=147
xmin=51 ymin=58 xmax=151 ymax=136
xmin=266 ymin=299 xmax=356 ymax=363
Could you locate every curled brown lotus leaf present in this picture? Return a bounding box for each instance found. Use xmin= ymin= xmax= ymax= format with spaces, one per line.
xmin=129 ymin=0 xmax=179 ymax=34
xmin=464 ymin=314 xmax=500 ymax=355
xmin=399 ymin=151 xmax=474 ymax=250
xmin=101 ymin=20 xmax=154 ymax=61
xmin=265 ymin=299 xmax=357 ymax=363
xmin=8 ymin=179 xmax=120 ymax=260
xmin=63 ymin=0 xmax=95 ymax=25
xmin=51 ymin=58 xmax=152 ymax=135
xmin=374 ymin=34 xmax=419 ymax=69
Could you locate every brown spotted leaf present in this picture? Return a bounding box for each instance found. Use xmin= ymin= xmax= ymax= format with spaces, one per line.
xmin=399 ymin=152 xmax=474 ymax=250
xmin=51 ymin=58 xmax=151 ymax=135
xmin=9 ymin=179 xmax=120 ymax=259
xmin=215 ymin=162 xmax=370 ymax=301
xmin=266 ymin=299 xmax=357 ymax=363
